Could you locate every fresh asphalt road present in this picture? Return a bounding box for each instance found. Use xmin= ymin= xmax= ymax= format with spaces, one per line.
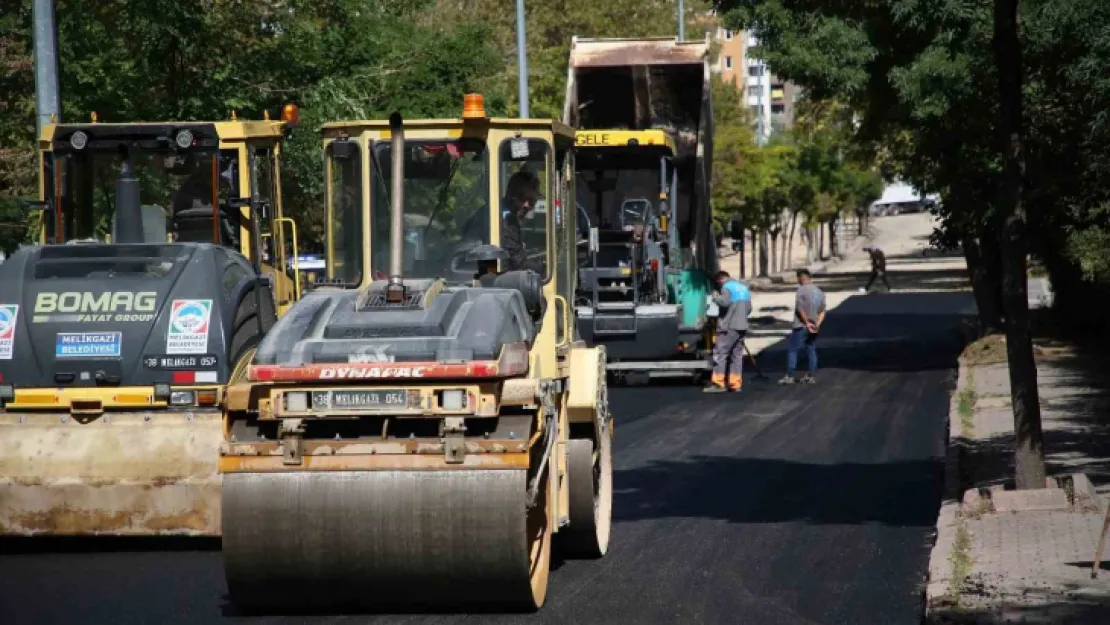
xmin=0 ymin=287 xmax=975 ymax=625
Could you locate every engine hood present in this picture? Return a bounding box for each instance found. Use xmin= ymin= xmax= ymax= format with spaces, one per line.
xmin=0 ymin=243 xmax=244 ymax=390
xmin=255 ymin=279 xmax=535 ymax=367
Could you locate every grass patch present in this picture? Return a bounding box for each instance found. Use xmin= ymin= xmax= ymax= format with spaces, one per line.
xmin=947 ymin=515 xmax=974 ymax=604
xmin=957 ymin=372 xmax=978 ymax=436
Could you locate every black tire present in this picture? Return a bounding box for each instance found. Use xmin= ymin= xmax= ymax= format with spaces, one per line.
xmin=228 ymin=288 xmax=276 ymax=367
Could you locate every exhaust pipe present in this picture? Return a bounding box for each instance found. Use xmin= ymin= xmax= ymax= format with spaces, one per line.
xmin=386 ymin=112 xmax=405 ymax=302
xmin=115 ymin=154 xmax=144 ymax=244
xmin=388 ymin=112 xmax=405 ymax=286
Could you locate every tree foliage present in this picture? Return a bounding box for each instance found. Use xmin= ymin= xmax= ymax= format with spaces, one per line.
xmin=713 ymin=0 xmax=1110 ymax=486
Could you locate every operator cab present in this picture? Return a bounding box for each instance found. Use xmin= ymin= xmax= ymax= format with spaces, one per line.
xmin=573 ymin=129 xmax=679 ymax=306
xmin=34 ymin=113 xmax=302 ymax=309
xmin=313 ymin=95 xmax=579 ymax=353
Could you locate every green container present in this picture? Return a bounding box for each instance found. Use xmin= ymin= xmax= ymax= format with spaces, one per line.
xmin=666 ymin=268 xmax=712 ymax=328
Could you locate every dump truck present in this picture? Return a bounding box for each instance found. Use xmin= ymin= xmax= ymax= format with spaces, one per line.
xmin=563 ymin=36 xmax=719 ymax=382
xmin=0 ymin=109 xmax=302 ymax=536
xmin=218 ymin=95 xmax=613 ymax=611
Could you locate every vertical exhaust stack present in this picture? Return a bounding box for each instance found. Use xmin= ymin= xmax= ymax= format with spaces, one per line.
xmin=386 ymin=112 xmax=406 ymax=302
xmin=115 ymin=154 xmax=144 ymax=244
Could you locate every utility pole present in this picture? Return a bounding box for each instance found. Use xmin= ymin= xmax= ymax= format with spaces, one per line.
xmin=33 ymin=0 xmax=61 ymax=134
xmin=678 ymin=0 xmax=685 ymax=41
xmin=515 ymin=0 xmax=529 ymax=118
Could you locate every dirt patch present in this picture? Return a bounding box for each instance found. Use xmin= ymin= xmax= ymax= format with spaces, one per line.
xmin=961 ymin=332 xmax=1076 ymax=365
xmin=962 ymin=334 xmax=1008 ymax=366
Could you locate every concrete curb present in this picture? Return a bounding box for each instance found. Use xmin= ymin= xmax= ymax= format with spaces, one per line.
xmin=924 ymin=327 xmax=980 ymax=622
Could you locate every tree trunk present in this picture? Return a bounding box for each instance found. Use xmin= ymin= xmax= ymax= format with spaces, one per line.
xmin=758 ymin=231 xmax=769 ymax=277
xmin=749 ymin=229 xmax=758 ymax=279
xmin=770 ymin=233 xmax=779 ymax=273
xmin=829 ymin=218 xmax=839 ymax=257
xmin=739 ymin=232 xmax=747 ymax=277
xmin=818 ymin=224 xmax=825 ymax=261
xmin=994 ymin=0 xmax=1045 ymax=489
xmin=966 ymin=230 xmax=1005 ymax=332
xmin=780 ymin=224 xmax=789 ymax=270
xmin=786 ymin=211 xmax=798 ymax=269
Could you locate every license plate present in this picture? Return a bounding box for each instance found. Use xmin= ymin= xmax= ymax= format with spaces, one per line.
xmin=325 ymin=390 xmax=408 ymax=410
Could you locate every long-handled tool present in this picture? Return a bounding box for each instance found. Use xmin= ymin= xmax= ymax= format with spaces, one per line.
xmin=742 ymin=340 xmax=771 ymax=381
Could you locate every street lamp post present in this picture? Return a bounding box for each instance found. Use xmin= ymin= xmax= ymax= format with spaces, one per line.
xmin=678 ymin=0 xmax=685 ymax=41
xmin=33 ymin=0 xmax=61 ymax=134
xmin=515 ymin=0 xmax=529 ymax=118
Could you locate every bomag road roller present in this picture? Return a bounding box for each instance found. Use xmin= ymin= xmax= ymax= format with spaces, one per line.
xmin=219 ymin=95 xmax=613 ymax=612
xmin=564 ymin=36 xmax=719 ymax=384
xmin=0 ymin=107 xmax=304 ymax=536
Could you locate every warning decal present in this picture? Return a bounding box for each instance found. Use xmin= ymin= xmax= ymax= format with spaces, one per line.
xmin=0 ymin=304 xmax=17 ymax=360
xmin=166 ymin=299 xmax=212 ymax=355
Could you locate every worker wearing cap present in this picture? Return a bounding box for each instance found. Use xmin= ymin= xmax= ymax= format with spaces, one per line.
xmin=705 ymin=270 xmax=751 ymax=393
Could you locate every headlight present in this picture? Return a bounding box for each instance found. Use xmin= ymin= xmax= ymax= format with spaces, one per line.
xmin=284 ymin=391 xmax=308 ymax=412
xmin=174 ymin=129 xmax=194 ymax=149
xmin=440 ymin=389 xmax=465 ymax=411
xmin=70 ymin=131 xmax=88 ymax=150
xmin=169 ymin=391 xmax=196 ymax=406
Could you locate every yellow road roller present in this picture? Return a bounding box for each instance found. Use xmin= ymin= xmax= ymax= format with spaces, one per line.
xmin=0 ymin=109 xmax=302 ymax=536
xmin=219 ymin=96 xmax=613 ymax=611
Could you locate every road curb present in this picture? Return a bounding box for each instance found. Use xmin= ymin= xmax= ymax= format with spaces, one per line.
xmin=923 ymin=325 xmax=980 ymax=623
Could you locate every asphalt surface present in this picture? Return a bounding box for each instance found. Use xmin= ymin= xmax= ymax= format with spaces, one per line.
xmin=0 ymin=287 xmax=974 ymax=625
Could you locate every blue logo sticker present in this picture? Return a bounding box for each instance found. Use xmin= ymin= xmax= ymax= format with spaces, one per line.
xmin=55 ymin=332 xmax=122 ymax=358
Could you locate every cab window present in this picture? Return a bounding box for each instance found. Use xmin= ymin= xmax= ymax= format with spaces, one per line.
xmin=325 ymin=139 xmax=363 ymax=285
xmin=498 ymin=138 xmax=550 ymax=280
xmin=251 ymin=147 xmax=277 ymax=264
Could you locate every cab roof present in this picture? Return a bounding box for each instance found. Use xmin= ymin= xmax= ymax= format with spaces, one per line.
xmin=39 ymin=120 xmax=287 ymax=147
xmin=320 ymin=117 xmax=576 ymax=140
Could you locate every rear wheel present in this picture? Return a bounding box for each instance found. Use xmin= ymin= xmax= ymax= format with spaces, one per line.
xmin=560 ymin=425 xmax=613 ymax=558
xmin=228 ymin=289 xmax=275 ymax=366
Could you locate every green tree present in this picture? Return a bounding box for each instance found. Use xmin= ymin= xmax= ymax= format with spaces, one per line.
xmin=713 ymin=0 xmax=1056 ymax=487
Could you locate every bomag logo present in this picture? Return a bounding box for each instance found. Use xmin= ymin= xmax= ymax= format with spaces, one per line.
xmin=33 ymin=291 xmax=158 ymax=323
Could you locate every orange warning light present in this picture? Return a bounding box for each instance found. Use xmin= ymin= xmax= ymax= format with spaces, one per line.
xmin=462 ymin=93 xmax=487 ymax=120
xmin=281 ymin=103 xmax=300 ymax=126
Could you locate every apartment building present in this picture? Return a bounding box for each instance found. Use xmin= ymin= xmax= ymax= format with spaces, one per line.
xmin=710 ymin=24 xmax=798 ymax=142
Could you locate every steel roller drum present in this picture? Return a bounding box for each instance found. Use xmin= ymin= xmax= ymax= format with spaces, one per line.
xmin=222 ymin=469 xmax=548 ymax=611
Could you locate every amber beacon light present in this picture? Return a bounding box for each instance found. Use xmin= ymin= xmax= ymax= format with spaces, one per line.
xmin=462 ymin=93 xmax=487 ymax=119
xmin=281 ymin=103 xmax=301 ymax=126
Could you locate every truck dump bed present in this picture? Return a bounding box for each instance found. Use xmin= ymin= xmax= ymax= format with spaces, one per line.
xmin=563 ymin=36 xmax=717 ymax=274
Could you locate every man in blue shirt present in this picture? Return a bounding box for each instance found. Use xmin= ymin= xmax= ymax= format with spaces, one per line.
xmin=705 ymin=270 xmax=752 ymax=393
